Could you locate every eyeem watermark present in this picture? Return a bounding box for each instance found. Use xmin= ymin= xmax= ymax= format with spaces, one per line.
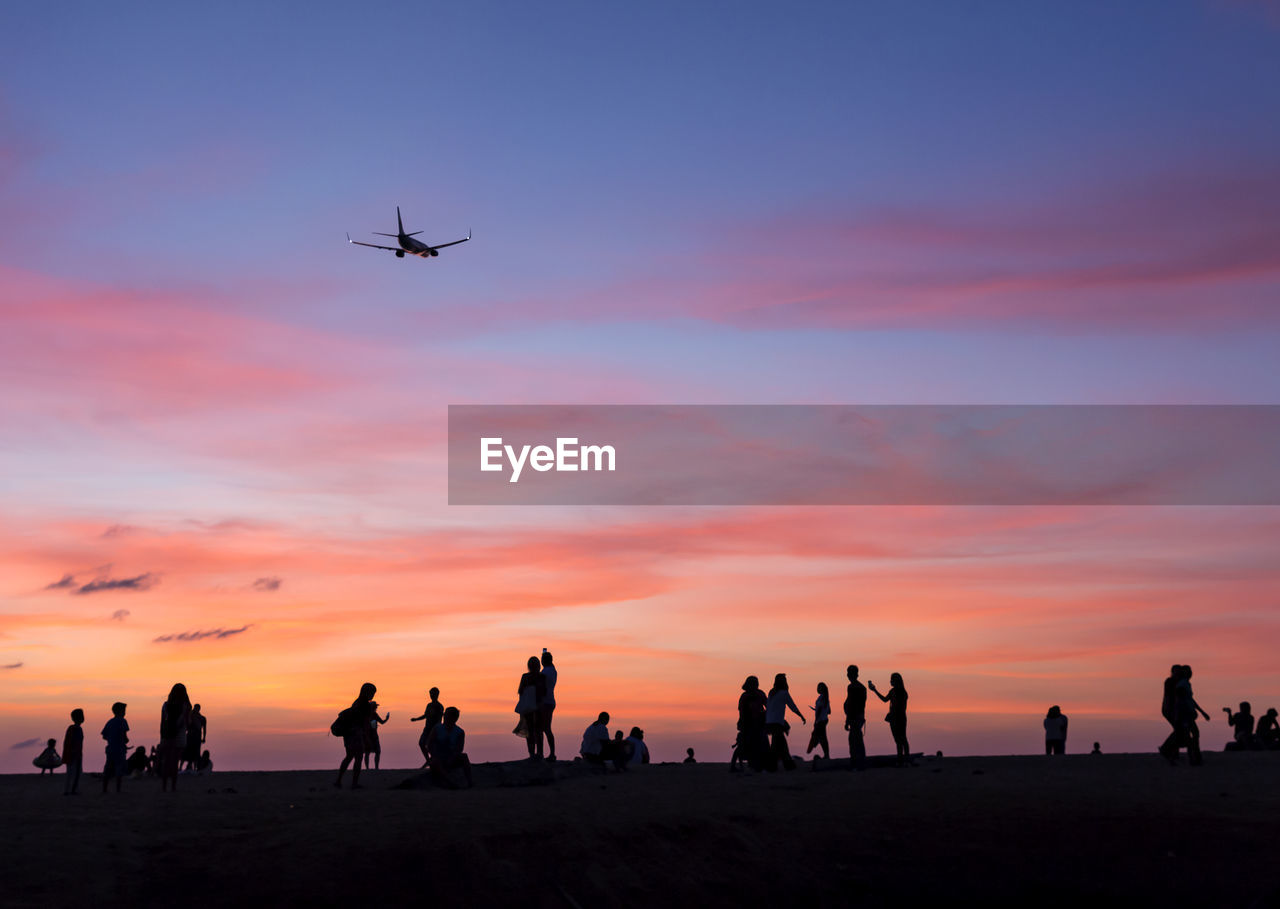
xmin=480 ymin=437 xmax=616 ymax=483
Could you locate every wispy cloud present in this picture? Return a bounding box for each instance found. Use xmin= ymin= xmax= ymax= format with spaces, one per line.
xmin=251 ymin=576 xmax=281 ymax=592
xmin=2 ymin=662 xmax=23 ymax=670
xmin=44 ymin=574 xmax=76 ymax=590
xmin=9 ymin=738 xmax=40 ymax=750
xmin=75 ymin=573 xmax=157 ymax=595
xmin=153 ymin=624 xmax=252 ymax=643
xmin=110 ymin=609 xmax=130 ymax=622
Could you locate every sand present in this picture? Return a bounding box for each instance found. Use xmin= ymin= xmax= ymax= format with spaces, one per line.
xmin=3 ymin=752 xmax=1278 ymax=908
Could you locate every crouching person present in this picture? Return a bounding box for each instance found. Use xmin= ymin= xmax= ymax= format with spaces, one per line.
xmin=426 ymin=706 xmax=473 ymax=789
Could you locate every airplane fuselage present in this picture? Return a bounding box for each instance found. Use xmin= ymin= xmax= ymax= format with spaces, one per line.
xmin=399 ymin=236 xmax=439 ymax=258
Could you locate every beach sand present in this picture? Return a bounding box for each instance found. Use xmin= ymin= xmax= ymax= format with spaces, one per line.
xmin=4 ymin=752 xmax=1278 ymax=908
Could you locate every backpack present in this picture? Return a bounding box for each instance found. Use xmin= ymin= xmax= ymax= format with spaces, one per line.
xmin=330 ymin=707 xmax=354 ymax=737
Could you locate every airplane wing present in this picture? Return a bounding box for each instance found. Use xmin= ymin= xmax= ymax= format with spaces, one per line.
xmin=346 ymin=233 xmax=400 ymax=252
xmin=428 ymin=230 xmax=472 ymax=251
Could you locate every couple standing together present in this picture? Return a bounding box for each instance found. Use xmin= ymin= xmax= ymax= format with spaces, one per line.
xmin=515 ymin=649 xmax=557 ymax=760
xmin=844 ymin=665 xmax=910 ymax=769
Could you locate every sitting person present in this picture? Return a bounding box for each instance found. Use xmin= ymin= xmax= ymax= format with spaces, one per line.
xmin=684 ymin=747 xmax=697 ymax=764
xmin=1256 ymin=708 xmax=1279 ymax=750
xmin=126 ymin=746 xmax=150 ymax=777
xmin=580 ymin=712 xmax=624 ymax=770
xmin=195 ymin=750 xmax=213 ymax=774
xmin=1223 ymin=702 xmax=1256 ymax=750
xmin=32 ymin=739 xmax=61 ymax=773
xmin=426 ymin=706 xmax=472 ymax=789
xmin=623 ymin=727 xmax=650 ymax=767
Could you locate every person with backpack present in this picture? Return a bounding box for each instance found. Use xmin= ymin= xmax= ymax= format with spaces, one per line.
xmin=334 ymin=682 xmax=377 ymax=789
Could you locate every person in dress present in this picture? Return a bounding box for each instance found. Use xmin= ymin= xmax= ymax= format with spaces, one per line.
xmin=516 ymin=656 xmax=547 ymax=760
xmin=159 ymin=684 xmax=192 ymax=792
xmin=62 ymin=708 xmax=84 ymax=795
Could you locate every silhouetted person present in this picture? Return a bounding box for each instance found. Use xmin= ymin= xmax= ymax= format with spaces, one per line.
xmin=516 ymin=656 xmax=547 ymax=760
xmin=1044 ymin=705 xmax=1068 ymax=755
xmin=1091 ymin=742 xmax=1102 ymax=755
xmin=1223 ymin=702 xmax=1254 ymax=750
xmin=1256 ymin=708 xmax=1279 ymax=750
xmin=807 ymin=682 xmax=831 ymax=762
xmin=1162 ymin=665 xmax=1177 ymax=757
xmin=33 ymin=738 xmax=60 ymax=774
xmin=159 ymin=683 xmax=192 ymax=792
xmin=540 ymin=649 xmax=558 ymax=761
xmin=63 ymin=708 xmax=84 ymax=795
xmin=363 ymin=701 xmax=390 ymax=769
xmin=624 ymin=727 xmax=650 ymax=767
xmin=183 ymin=703 xmax=206 ymax=772
xmin=196 ymin=750 xmax=213 ymax=774
xmin=684 ymin=747 xmax=697 ymax=764
xmin=844 ymin=665 xmax=867 ymax=771
xmin=410 ymin=687 xmax=444 ymax=767
xmin=1161 ymin=665 xmax=1209 ymax=765
xmin=580 ymin=712 xmax=623 ymax=770
xmin=732 ymin=676 xmax=768 ymax=771
xmin=764 ymin=673 xmax=806 ymax=772
xmin=148 ymin=745 xmax=160 ymax=775
xmin=335 ymin=682 xmax=377 ymax=789
xmin=425 ymin=706 xmax=472 ymax=788
xmin=869 ymin=672 xmax=910 ymax=766
xmin=126 ymin=746 xmax=149 ymax=777
xmin=101 ymin=701 xmax=129 ymax=793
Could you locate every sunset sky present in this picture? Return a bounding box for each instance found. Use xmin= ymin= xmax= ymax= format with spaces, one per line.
xmin=3 ymin=1 xmax=1279 ymax=770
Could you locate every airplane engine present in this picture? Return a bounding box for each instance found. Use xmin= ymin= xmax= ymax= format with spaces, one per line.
xmin=430 ymin=249 xmax=439 ymax=256
xmin=395 ymin=250 xmax=405 ymax=258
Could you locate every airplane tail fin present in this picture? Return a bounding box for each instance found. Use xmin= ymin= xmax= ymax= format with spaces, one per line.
xmin=397 ymin=206 xmax=404 ymax=236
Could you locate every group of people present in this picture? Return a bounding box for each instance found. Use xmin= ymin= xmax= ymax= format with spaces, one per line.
xmin=1222 ymin=701 xmax=1280 ymax=751
xmin=32 ymin=684 xmax=211 ymax=794
xmin=333 ymin=682 xmax=472 ymax=789
xmin=578 ymin=713 xmax=650 ymax=770
xmin=732 ymin=666 xmax=911 ymax=772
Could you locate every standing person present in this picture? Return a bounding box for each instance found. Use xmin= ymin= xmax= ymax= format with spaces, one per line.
xmin=425 ymin=706 xmax=473 ymax=789
xmin=515 ymin=656 xmax=546 ymax=760
xmin=540 ymin=649 xmax=558 ymax=761
xmin=844 ymin=665 xmax=867 ymax=771
xmin=807 ymin=682 xmax=831 ymax=762
xmin=764 ymin=673 xmax=806 ymax=772
xmin=410 ymin=688 xmax=444 ymax=767
xmin=33 ymin=739 xmax=61 ymax=774
xmin=869 ymin=673 xmax=911 ymax=766
xmin=101 ymin=702 xmax=129 ymax=794
xmin=364 ymin=701 xmax=390 ymax=769
xmin=159 ymin=684 xmax=192 ymax=792
xmin=63 ymin=708 xmax=84 ymax=795
xmin=733 ymin=676 xmax=768 ymax=771
xmin=1044 ymin=705 xmax=1068 ymax=755
xmin=335 ymin=682 xmax=377 ymax=789
xmin=183 ymin=704 xmax=207 ymax=772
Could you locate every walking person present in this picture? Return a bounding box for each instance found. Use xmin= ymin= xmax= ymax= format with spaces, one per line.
xmin=869 ymin=672 xmax=911 ymax=766
xmin=540 ymin=649 xmax=558 ymax=761
xmin=159 ymin=684 xmax=191 ymax=792
xmin=334 ymin=682 xmax=377 ymax=789
xmin=807 ymin=682 xmax=831 ymax=763
xmin=410 ymin=688 xmax=444 ymax=767
xmin=1175 ymin=665 xmax=1210 ymax=766
xmin=844 ymin=665 xmax=867 ymax=771
xmin=101 ymin=702 xmax=129 ymax=794
xmin=764 ymin=673 xmax=806 ymax=771
xmin=1044 ymin=705 xmax=1068 ymax=755
xmin=515 ymin=656 xmax=546 ymax=760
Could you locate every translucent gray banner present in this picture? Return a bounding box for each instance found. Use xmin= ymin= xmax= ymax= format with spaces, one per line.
xmin=448 ymin=405 xmax=1280 ymax=505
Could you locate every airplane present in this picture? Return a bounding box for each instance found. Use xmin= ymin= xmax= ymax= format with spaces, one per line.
xmin=347 ymin=206 xmax=471 ymax=259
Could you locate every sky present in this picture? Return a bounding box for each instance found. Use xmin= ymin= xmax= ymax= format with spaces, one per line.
xmin=2 ymin=0 xmax=1279 ymax=770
